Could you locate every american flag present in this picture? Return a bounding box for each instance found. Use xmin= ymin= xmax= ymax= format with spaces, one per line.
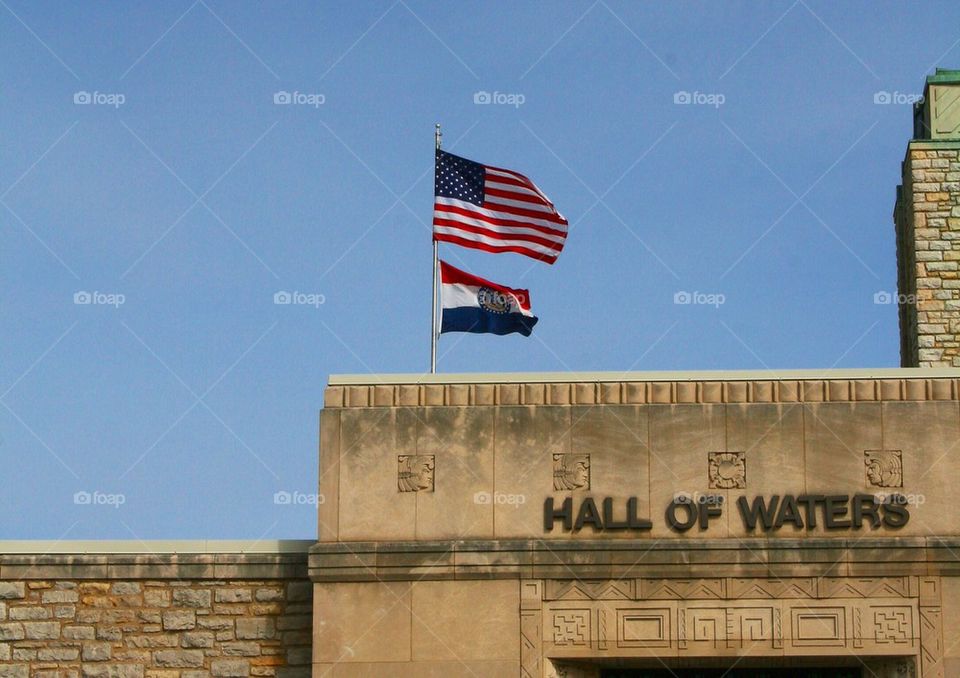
xmin=433 ymin=150 xmax=568 ymax=264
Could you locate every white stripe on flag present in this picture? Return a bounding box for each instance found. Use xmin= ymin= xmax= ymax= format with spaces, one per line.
xmin=435 ymin=197 xmax=568 ymax=232
xmin=433 ymin=209 xmax=566 ymax=244
xmin=484 ymin=193 xmax=559 ymax=214
xmin=483 ymin=179 xmax=548 ymax=202
xmin=441 ymin=283 xmax=479 ymax=310
xmin=433 ymin=226 xmax=562 ymax=257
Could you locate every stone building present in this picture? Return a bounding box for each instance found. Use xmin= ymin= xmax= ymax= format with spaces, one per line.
xmin=5 ymin=70 xmax=960 ymax=678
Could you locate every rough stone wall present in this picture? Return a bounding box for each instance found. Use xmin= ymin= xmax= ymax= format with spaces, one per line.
xmin=897 ymin=143 xmax=960 ymax=367
xmin=0 ymin=552 xmax=311 ymax=678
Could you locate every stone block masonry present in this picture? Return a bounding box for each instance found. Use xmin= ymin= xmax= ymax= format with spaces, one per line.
xmin=895 ymin=141 xmax=960 ymax=366
xmin=0 ymin=543 xmax=312 ymax=678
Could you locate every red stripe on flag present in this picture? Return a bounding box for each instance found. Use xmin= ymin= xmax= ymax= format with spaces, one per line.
xmin=484 ymin=164 xmax=537 ymax=187
xmin=434 ymin=203 xmax=568 ymax=238
xmin=483 ymin=186 xmax=557 ymax=208
xmin=484 ymin=175 xmax=550 ymax=201
xmin=433 ymin=218 xmax=564 ymax=251
xmin=434 ymin=234 xmax=559 ymax=265
xmin=480 ymin=200 xmax=568 ymax=226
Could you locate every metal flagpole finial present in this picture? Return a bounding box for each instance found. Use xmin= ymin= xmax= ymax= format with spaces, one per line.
xmin=435 ymin=123 xmax=442 ymax=150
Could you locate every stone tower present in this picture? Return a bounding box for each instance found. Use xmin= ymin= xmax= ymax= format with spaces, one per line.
xmin=895 ymin=69 xmax=960 ymax=366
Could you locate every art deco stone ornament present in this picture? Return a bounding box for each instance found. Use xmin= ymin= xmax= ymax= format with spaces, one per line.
xmin=397 ymin=455 xmax=434 ymax=492
xmin=864 ymin=450 xmax=903 ymax=488
xmin=552 ymin=453 xmax=590 ymax=491
xmin=708 ymin=451 xmax=746 ymax=489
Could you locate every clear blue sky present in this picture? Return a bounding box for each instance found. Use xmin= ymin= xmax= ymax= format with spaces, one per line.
xmin=2 ymin=1 xmax=957 ymax=539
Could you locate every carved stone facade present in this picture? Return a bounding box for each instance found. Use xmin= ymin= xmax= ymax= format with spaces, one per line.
xmin=314 ymin=370 xmax=960 ymax=675
xmin=708 ymin=451 xmax=746 ymax=489
xmin=396 ymin=454 xmax=434 ymax=492
xmin=552 ymin=454 xmax=590 ymax=491
xmin=865 ymin=450 xmax=904 ymax=488
xmin=519 ymin=576 xmax=941 ymax=676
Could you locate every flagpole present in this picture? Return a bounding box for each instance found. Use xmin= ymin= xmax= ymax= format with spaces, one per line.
xmin=430 ymin=123 xmax=442 ymax=374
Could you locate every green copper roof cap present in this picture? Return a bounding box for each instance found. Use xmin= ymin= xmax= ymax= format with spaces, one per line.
xmin=926 ymin=68 xmax=960 ymax=85
xmin=916 ymin=68 xmax=960 ymax=140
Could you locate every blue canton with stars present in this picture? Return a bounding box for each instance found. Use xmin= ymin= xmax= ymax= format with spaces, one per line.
xmin=435 ymin=150 xmax=485 ymax=206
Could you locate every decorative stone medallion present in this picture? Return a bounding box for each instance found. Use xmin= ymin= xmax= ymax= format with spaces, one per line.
xmin=553 ymin=454 xmax=590 ymax=491
xmin=708 ymin=451 xmax=746 ymax=489
xmin=397 ymin=454 xmax=435 ymax=492
xmin=864 ymin=450 xmax=903 ymax=488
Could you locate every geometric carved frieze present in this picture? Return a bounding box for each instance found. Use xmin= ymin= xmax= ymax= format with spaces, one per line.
xmin=919 ymin=576 xmax=941 ymax=606
xmin=920 ymin=607 xmax=944 ymax=678
xmin=544 ymin=579 xmax=634 ymax=601
xmin=551 ymin=608 xmax=590 ymax=646
xmin=542 ymin=577 xmax=916 ymax=602
xmin=521 ymin=610 xmax=542 ymax=678
xmin=521 ymin=581 xmax=543 ymax=678
xmin=617 ymin=607 xmax=671 ymax=648
xmin=683 ymin=606 xmax=724 ymax=651
xmin=873 ymin=606 xmax=912 ymax=644
xmin=819 ymin=577 xmax=911 ymax=599
xmin=542 ymin=593 xmax=921 ymax=659
xmin=919 ymin=576 xmax=944 ymax=678
xmin=790 ymin=606 xmax=846 ymax=647
xmin=641 ymin=578 xmax=725 ymax=600
xmin=728 ymin=578 xmax=816 ymax=599
xmin=729 ymin=606 xmax=777 ymax=649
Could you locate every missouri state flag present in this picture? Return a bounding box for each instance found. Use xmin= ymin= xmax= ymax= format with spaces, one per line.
xmin=439 ymin=261 xmax=538 ymax=337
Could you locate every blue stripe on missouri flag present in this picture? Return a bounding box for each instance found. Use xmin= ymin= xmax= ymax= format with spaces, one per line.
xmin=441 ymin=306 xmax=538 ymax=337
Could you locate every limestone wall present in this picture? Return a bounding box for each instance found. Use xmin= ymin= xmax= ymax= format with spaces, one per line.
xmin=0 ymin=544 xmax=312 ymax=678
xmin=896 ymin=141 xmax=960 ymax=367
